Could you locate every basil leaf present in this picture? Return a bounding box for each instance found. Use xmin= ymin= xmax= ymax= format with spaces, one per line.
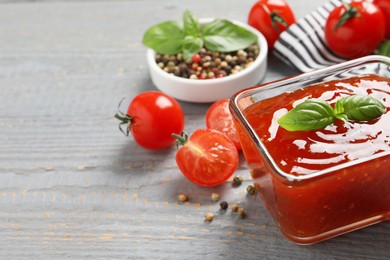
xmin=202 ymin=19 xmax=257 ymax=52
xmin=378 ymin=40 xmax=390 ymax=57
xmin=334 ymin=113 xmax=348 ymax=122
xmin=182 ymin=36 xmax=203 ymax=61
xmin=278 ymin=99 xmax=335 ymax=131
xmin=183 ymin=10 xmax=200 ymax=37
xmin=337 ymin=95 xmax=386 ymax=121
xmin=142 ymin=21 xmax=184 ymax=54
xmin=333 ymin=99 xmax=348 ymax=121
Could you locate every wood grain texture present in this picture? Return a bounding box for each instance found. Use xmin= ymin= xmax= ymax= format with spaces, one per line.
xmin=0 ymin=0 xmax=389 ymax=259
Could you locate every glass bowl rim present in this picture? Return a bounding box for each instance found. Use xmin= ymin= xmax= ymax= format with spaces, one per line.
xmin=230 ymin=55 xmax=390 ymax=181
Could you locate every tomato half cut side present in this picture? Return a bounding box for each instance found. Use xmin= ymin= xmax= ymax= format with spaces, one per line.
xmin=174 ymin=129 xmax=239 ymax=187
xmin=205 ymin=99 xmax=242 ymax=150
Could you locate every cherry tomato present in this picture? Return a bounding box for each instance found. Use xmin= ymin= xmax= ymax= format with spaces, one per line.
xmin=115 ymin=91 xmax=185 ymax=150
xmin=324 ymin=1 xmax=385 ymax=59
xmin=205 ymin=99 xmax=241 ymax=150
xmin=374 ymin=0 xmax=390 ymax=39
xmin=173 ymin=130 xmax=239 ymax=187
xmin=248 ymin=0 xmax=296 ymax=49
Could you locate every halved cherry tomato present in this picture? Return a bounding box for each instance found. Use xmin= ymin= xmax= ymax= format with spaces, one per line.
xmin=374 ymin=0 xmax=390 ymax=39
xmin=115 ymin=91 xmax=185 ymax=150
xmin=173 ymin=130 xmax=239 ymax=187
xmin=248 ymin=0 xmax=296 ymax=49
xmin=205 ymin=99 xmax=241 ymax=150
xmin=324 ymin=1 xmax=385 ymax=59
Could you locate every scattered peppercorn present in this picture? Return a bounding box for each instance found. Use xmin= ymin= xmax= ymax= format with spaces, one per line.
xmin=155 ymin=44 xmax=260 ymax=80
xmin=204 ymin=213 xmax=215 ymax=222
xmin=211 ymin=192 xmax=220 ymax=202
xmin=237 ymin=208 xmax=246 ymax=218
xmin=231 ymin=203 xmax=239 ymax=213
xmin=220 ymin=201 xmax=228 ymax=210
xmin=233 ymin=176 xmax=243 ymax=186
xmin=246 ymin=185 xmax=257 ymax=195
xmin=177 ymin=194 xmax=188 ymax=202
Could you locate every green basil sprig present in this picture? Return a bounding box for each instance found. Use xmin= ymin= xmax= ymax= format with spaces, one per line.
xmin=277 ymin=95 xmax=386 ymax=132
xmin=142 ymin=10 xmax=257 ymax=60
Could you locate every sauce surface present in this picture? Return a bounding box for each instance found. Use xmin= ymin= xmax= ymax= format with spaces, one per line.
xmin=244 ymin=74 xmax=390 ymax=175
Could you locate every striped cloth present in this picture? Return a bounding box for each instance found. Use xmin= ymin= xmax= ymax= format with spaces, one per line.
xmin=274 ymin=0 xmax=349 ymax=72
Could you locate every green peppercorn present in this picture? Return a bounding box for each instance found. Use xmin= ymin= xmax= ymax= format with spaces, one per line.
xmin=233 ymin=176 xmax=243 ymax=186
xmin=246 ymin=185 xmax=257 ymax=195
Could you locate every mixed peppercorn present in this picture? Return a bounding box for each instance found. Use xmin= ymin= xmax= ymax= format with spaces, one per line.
xmin=155 ymin=44 xmax=260 ymax=80
xmin=177 ymin=181 xmax=258 ymax=223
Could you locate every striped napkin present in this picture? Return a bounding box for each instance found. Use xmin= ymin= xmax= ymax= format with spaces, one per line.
xmin=274 ymin=0 xmax=349 ymax=72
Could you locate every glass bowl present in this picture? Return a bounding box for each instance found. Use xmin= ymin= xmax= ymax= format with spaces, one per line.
xmin=230 ymin=55 xmax=390 ymax=244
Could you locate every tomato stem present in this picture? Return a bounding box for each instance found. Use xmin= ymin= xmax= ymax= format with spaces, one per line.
xmin=261 ymin=2 xmax=289 ymax=33
xmin=114 ymin=97 xmax=133 ymax=136
xmin=270 ymin=11 xmax=289 ymax=33
xmin=172 ymin=132 xmax=189 ymax=148
xmin=334 ymin=1 xmax=360 ymax=30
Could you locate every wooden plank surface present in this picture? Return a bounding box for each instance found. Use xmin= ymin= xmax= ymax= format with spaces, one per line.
xmin=0 ymin=0 xmax=389 ymax=259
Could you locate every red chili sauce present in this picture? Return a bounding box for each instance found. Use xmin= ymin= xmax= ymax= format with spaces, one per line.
xmin=241 ymin=74 xmax=390 ymax=243
xmin=245 ymin=74 xmax=390 ymax=176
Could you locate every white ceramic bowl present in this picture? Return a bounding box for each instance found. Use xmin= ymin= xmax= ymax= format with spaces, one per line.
xmin=146 ymin=18 xmax=268 ymax=103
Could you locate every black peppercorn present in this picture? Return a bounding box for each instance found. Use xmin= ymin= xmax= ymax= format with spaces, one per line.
xmin=220 ymin=201 xmax=228 ymax=210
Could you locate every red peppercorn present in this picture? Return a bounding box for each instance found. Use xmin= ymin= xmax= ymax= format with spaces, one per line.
xmin=217 ymin=74 xmax=224 ymax=78
xmin=198 ymin=74 xmax=206 ymax=80
xmin=192 ymin=54 xmax=201 ymax=63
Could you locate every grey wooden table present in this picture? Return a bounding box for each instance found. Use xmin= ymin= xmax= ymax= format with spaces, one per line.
xmin=1 ymin=0 xmax=389 ymax=259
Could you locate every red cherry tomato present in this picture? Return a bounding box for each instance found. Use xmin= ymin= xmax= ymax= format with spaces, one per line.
xmin=115 ymin=91 xmax=185 ymax=150
xmin=324 ymin=1 xmax=385 ymax=59
xmin=248 ymin=0 xmax=296 ymax=49
xmin=174 ymin=130 xmax=239 ymax=187
xmin=205 ymin=99 xmax=241 ymax=150
xmin=374 ymin=0 xmax=390 ymax=39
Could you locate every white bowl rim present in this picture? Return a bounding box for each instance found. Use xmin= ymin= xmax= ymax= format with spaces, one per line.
xmin=146 ymin=18 xmax=268 ymax=86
